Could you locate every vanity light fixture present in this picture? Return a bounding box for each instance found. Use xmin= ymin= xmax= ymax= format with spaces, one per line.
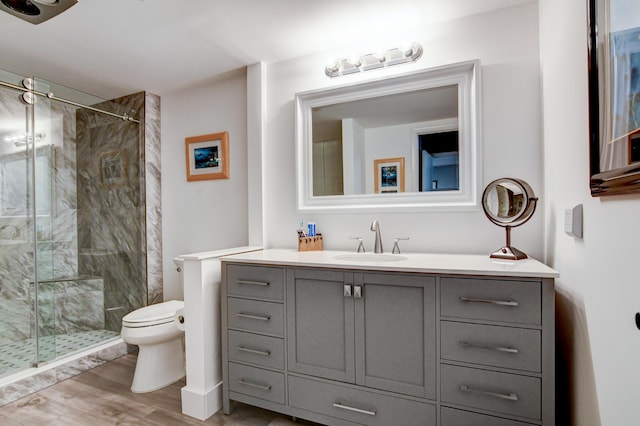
xmin=0 ymin=0 xmax=77 ymax=25
xmin=325 ymin=43 xmax=423 ymax=78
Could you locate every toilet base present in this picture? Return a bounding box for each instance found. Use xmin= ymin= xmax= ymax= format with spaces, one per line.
xmin=131 ymin=336 xmax=185 ymax=393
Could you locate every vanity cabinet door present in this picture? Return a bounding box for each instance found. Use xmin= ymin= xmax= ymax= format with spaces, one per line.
xmin=286 ymin=268 xmax=355 ymax=383
xmin=354 ymin=273 xmax=436 ymax=400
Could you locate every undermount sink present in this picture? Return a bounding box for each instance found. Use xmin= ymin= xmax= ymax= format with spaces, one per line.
xmin=334 ymin=253 xmax=408 ymax=262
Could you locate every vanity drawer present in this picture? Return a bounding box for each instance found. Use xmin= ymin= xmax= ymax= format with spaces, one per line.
xmin=441 ymin=277 xmax=541 ymax=325
xmin=228 ymin=362 xmax=285 ymax=404
xmin=441 ymin=407 xmax=535 ymax=426
xmin=227 ymin=265 xmax=284 ymax=301
xmin=288 ymin=375 xmax=436 ymax=426
xmin=441 ymin=364 xmax=540 ymax=420
xmin=227 ymin=298 xmax=284 ymax=337
xmin=228 ymin=330 xmax=284 ymax=370
xmin=441 ymin=321 xmax=541 ymax=372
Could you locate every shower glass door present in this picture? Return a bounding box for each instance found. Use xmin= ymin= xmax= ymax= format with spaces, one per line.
xmin=0 ymin=69 xmax=38 ymax=375
xmin=0 ymin=70 xmax=145 ymax=377
xmin=31 ymin=76 xmax=145 ymax=366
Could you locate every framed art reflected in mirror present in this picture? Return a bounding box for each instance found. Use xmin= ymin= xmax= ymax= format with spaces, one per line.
xmin=588 ymin=0 xmax=640 ymax=195
xmin=374 ymin=157 xmax=405 ymax=194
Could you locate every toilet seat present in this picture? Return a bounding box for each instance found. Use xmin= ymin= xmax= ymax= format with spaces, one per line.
xmin=122 ymin=300 xmax=184 ymax=328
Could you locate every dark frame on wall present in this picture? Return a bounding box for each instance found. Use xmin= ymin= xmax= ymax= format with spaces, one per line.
xmin=588 ymin=0 xmax=640 ymax=196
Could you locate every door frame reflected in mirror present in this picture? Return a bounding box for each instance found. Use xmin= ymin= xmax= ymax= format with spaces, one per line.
xmin=295 ymin=60 xmax=481 ymax=212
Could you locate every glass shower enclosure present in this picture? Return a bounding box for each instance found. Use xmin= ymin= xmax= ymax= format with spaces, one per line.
xmin=0 ymin=69 xmax=146 ymax=377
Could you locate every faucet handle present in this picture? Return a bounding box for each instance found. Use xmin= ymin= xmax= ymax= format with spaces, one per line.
xmin=349 ymin=236 xmax=366 ymax=253
xmin=392 ymin=237 xmax=409 ymax=254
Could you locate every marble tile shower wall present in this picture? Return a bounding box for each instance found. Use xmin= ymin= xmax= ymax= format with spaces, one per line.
xmin=76 ymin=91 xmax=162 ymax=333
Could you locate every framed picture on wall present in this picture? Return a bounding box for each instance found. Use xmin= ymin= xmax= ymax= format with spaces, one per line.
xmin=100 ymin=150 xmax=127 ymax=188
xmin=374 ymin=157 xmax=405 ymax=193
xmin=185 ymin=131 xmax=229 ymax=181
xmin=588 ymin=0 xmax=640 ymax=195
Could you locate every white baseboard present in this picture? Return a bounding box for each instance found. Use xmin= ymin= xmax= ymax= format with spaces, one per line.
xmin=181 ymin=381 xmax=223 ymax=420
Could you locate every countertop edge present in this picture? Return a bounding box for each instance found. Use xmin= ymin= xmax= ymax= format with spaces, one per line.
xmin=220 ymin=249 xmax=559 ymax=279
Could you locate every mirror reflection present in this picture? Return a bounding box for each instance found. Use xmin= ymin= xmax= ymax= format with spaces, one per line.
xmin=311 ymin=85 xmax=458 ymax=196
xmin=1 ymin=145 xmax=52 ymax=217
xmin=296 ymin=60 xmax=479 ymax=211
xmin=484 ymin=180 xmax=526 ymax=221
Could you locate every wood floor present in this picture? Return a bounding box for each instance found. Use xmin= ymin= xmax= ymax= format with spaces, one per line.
xmin=0 ymin=355 xmax=307 ymax=425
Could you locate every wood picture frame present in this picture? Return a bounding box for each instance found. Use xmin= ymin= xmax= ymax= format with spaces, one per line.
xmin=374 ymin=157 xmax=405 ymax=193
xmin=185 ymin=131 xmax=229 ymax=181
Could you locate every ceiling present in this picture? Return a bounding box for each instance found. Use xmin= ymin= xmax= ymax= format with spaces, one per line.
xmin=0 ymin=0 xmax=534 ymax=100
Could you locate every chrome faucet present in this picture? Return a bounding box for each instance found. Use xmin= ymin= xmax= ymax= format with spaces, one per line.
xmin=370 ymin=220 xmax=383 ymax=253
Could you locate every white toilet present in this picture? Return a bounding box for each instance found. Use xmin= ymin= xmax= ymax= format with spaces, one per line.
xmin=121 ymin=257 xmax=186 ymax=393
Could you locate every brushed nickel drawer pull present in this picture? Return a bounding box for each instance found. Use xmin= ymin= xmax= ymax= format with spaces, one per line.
xmin=353 ymin=285 xmax=362 ymax=299
xmin=237 ymin=279 xmax=270 ymax=286
xmin=459 ymin=341 xmax=519 ymax=354
xmin=332 ymin=401 xmax=377 ymax=416
xmin=236 ymin=312 xmax=271 ymax=321
xmin=344 ymin=284 xmax=352 ymax=297
xmin=238 ymin=379 xmax=272 ymax=391
xmin=460 ymin=384 xmax=519 ymax=401
xmin=459 ymin=296 xmax=519 ymax=307
xmin=237 ymin=346 xmax=271 ymax=357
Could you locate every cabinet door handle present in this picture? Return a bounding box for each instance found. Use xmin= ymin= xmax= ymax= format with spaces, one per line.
xmin=237 ymin=346 xmax=271 ymax=356
xmin=236 ymin=312 xmax=271 ymax=321
xmin=459 ymin=296 xmax=519 ymax=307
xmin=238 ymin=379 xmax=272 ymax=391
xmin=459 ymin=341 xmax=519 ymax=354
xmin=460 ymin=384 xmax=519 ymax=401
xmin=344 ymin=285 xmax=352 ymax=297
xmin=353 ymin=285 xmax=362 ymax=299
xmin=332 ymin=401 xmax=377 ymax=416
xmin=237 ymin=279 xmax=270 ymax=286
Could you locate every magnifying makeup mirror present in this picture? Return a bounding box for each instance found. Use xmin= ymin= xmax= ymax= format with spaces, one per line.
xmin=482 ymin=178 xmax=538 ymax=260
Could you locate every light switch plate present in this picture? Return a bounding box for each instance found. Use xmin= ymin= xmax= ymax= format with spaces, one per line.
xmin=564 ymin=204 xmax=583 ymax=239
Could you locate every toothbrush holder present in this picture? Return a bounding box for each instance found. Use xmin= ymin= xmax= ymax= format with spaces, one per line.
xmin=298 ymin=234 xmax=323 ymax=251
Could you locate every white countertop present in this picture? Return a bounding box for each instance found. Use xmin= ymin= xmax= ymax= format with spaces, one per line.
xmin=220 ymin=249 xmax=559 ymax=279
xmin=178 ymin=246 xmax=263 ymax=261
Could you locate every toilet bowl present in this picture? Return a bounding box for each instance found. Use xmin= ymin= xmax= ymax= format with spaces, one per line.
xmin=121 ymin=258 xmax=186 ymax=393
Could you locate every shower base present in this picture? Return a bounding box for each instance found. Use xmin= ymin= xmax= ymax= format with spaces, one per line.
xmin=0 ymin=329 xmax=120 ymax=376
xmin=0 ymin=332 xmax=127 ymax=407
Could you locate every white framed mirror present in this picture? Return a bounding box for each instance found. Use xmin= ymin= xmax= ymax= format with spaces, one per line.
xmin=295 ymin=60 xmax=481 ymax=212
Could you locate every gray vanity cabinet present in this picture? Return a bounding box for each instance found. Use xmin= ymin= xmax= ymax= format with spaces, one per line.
xmin=222 ymin=258 xmax=554 ymax=426
xmin=286 ymin=268 xmax=356 ymax=382
xmin=353 ymin=272 xmax=436 ymax=399
xmin=287 ymin=269 xmax=436 ymax=399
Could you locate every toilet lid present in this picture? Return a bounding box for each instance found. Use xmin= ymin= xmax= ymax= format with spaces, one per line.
xmin=122 ymin=300 xmax=184 ymax=326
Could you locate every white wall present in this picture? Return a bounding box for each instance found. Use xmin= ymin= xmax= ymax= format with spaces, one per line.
xmin=540 ymin=0 xmax=640 ymax=424
xmin=161 ymin=70 xmax=249 ymax=300
xmin=263 ymin=3 xmax=544 ymax=257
